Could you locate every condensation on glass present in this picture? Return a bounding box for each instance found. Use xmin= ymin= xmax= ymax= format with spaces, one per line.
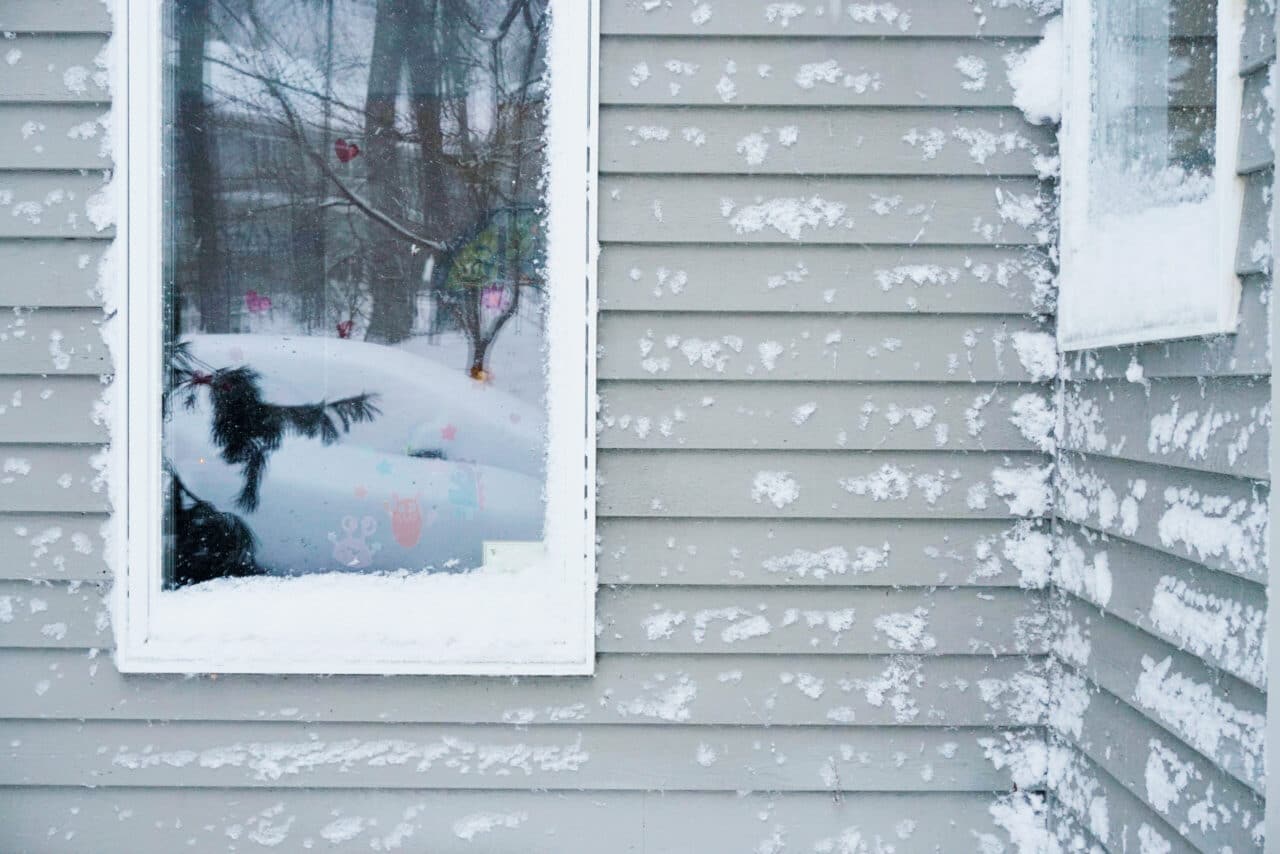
xmin=160 ymin=0 xmax=552 ymax=588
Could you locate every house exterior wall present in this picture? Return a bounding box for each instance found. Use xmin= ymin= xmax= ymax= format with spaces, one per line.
xmin=0 ymin=0 xmax=1266 ymax=851
xmin=1045 ymin=0 xmax=1273 ymax=849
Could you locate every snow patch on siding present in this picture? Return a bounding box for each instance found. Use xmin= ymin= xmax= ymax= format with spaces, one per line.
xmin=1157 ymin=486 xmax=1267 ymax=578
xmin=1148 ymin=576 xmax=1266 ymax=686
xmin=725 ymin=195 xmax=850 ymax=240
xmin=751 ymin=470 xmax=799 ymax=509
xmin=873 ymin=608 xmax=937 ymax=652
xmin=1005 ymin=17 xmax=1063 ymax=125
xmin=453 ymin=812 xmax=527 ymax=841
xmin=991 ymin=465 xmax=1052 ymax=516
xmin=111 ymin=735 xmax=590 ymax=781
xmin=1011 ymin=331 xmax=1058 ymax=380
xmin=1134 ymin=654 xmax=1264 ymax=783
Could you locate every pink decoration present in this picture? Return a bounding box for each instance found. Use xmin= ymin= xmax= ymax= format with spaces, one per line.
xmin=481 ymin=284 xmax=511 ymax=312
xmin=244 ymin=290 xmax=272 ymax=313
xmin=334 ymin=138 xmax=361 ymax=163
xmin=385 ymin=492 xmax=424 ymax=548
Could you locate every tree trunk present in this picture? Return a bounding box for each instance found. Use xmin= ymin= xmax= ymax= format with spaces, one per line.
xmin=298 ymin=0 xmax=337 ymax=332
xmin=404 ymin=0 xmax=451 ymax=338
xmin=468 ymin=335 xmax=491 ymax=380
xmin=290 ymin=200 xmax=327 ymax=332
xmin=362 ymin=0 xmax=416 ymax=344
xmin=405 ymin=0 xmax=446 ymax=233
xmin=174 ymin=0 xmax=228 ymax=332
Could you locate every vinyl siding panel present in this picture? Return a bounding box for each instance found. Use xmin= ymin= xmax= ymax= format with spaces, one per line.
xmin=1047 ymin=4 xmax=1273 ymax=847
xmin=0 ymin=5 xmax=1061 ymax=852
xmin=11 ymin=0 xmax=1271 ymax=850
xmin=599 ymin=244 xmax=1052 ymax=314
xmin=0 ymin=789 xmax=1010 ymax=854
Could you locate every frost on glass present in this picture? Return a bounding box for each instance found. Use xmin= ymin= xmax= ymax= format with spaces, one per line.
xmin=1059 ymin=0 xmax=1232 ymax=349
xmin=1089 ymin=0 xmax=1215 ymax=214
xmin=160 ymin=0 xmax=550 ymax=588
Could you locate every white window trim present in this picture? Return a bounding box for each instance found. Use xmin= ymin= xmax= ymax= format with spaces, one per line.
xmin=1058 ymin=0 xmax=1245 ymax=351
xmin=110 ymin=0 xmax=599 ymax=675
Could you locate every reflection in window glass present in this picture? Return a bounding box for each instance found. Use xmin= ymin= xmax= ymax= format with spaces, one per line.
xmin=162 ymin=0 xmax=550 ymax=588
xmin=1090 ymin=0 xmax=1216 ymax=214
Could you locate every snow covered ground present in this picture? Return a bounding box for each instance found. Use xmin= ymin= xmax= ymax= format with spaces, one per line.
xmin=168 ymin=325 xmax=549 ymax=577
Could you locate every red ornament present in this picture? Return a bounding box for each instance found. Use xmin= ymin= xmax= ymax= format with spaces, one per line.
xmin=334 ymin=139 xmax=361 ymax=163
xmin=336 ymin=320 xmax=354 ymax=339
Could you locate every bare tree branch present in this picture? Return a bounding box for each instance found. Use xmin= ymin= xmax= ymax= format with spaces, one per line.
xmin=257 ymin=62 xmax=449 ymax=252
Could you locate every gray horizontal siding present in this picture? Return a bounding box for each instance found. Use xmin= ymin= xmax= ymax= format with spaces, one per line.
xmin=0 ymin=648 xmax=1043 ymax=726
xmin=0 ymin=240 xmax=108 ymax=307
xmin=599 ymin=245 xmax=1052 ymax=314
xmin=0 ymin=511 xmax=106 ymax=579
xmin=1056 ymin=451 xmax=1267 ymax=582
xmin=599 ymin=449 xmax=1048 ymax=517
xmin=0 ymin=1 xmax=112 ymax=33
xmin=1047 ymin=12 xmax=1275 ymax=848
xmin=1 ymin=719 xmax=1016 ymax=791
xmin=0 ymin=104 xmax=110 ymax=170
xmin=0 ymin=34 xmax=110 ymax=103
xmin=597 ymin=516 xmax=1047 ymax=587
xmin=599 ymin=0 xmax=1048 ymax=38
xmin=1238 ymin=68 xmax=1274 ymax=175
xmin=1073 ymin=687 xmax=1265 ymax=852
xmin=600 ymin=106 xmax=1054 ymax=176
xmin=0 ymin=5 xmax=1061 ymax=853
xmin=1065 ymin=597 xmax=1265 ymax=792
xmin=599 ymin=175 xmax=1046 ymax=244
xmin=599 ymin=314 xmax=1051 ymax=381
xmin=1049 ymin=745 xmax=1200 ymax=854
xmin=0 ymin=788 xmax=1009 ymax=854
xmin=1056 ymin=526 xmax=1267 ymax=687
xmin=0 ymin=580 xmax=1051 ymax=655
xmin=0 ymin=172 xmax=110 ymax=238
xmin=601 ymin=37 xmax=1032 ymax=108
xmin=0 ymin=376 xmax=106 ymax=444
xmin=600 ymin=382 xmax=1049 ymax=451
xmin=1060 ymin=375 xmax=1270 ymax=479
xmin=1242 ymin=0 xmax=1277 ymax=72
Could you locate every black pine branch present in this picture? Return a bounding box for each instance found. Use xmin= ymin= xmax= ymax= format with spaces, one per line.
xmin=169 ymin=472 xmax=259 ymax=588
xmin=181 ymin=364 xmax=380 ymax=511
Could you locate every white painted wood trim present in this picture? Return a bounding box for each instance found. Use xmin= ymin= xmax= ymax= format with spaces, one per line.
xmin=1058 ymin=0 xmax=1247 ymax=351
xmin=113 ymin=0 xmax=599 ymax=675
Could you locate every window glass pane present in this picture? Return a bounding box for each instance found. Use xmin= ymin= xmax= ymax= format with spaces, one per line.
xmin=161 ymin=0 xmax=551 ymax=589
xmin=1058 ymin=0 xmax=1232 ymax=350
xmin=1090 ymin=0 xmax=1216 ymax=214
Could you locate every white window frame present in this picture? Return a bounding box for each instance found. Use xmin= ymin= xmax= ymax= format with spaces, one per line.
xmin=1058 ymin=0 xmax=1245 ymax=350
xmin=111 ymin=0 xmax=599 ymax=675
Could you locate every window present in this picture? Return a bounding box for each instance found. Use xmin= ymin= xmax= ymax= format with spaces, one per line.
xmin=1058 ymin=0 xmax=1243 ymax=349
xmin=115 ymin=0 xmax=597 ymax=674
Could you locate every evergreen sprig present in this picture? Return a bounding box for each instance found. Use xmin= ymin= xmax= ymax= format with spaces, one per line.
xmin=168 ymin=341 xmax=381 ymax=510
xmin=169 ymin=472 xmax=259 ymax=588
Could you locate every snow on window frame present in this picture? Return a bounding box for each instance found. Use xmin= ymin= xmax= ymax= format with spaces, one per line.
xmin=111 ymin=0 xmax=599 ymax=676
xmin=1057 ymin=0 xmax=1246 ymax=351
